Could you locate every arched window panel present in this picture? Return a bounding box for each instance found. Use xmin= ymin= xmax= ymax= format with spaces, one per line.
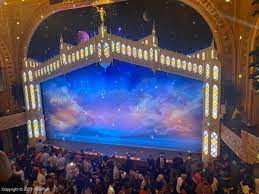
xmin=138 ymin=49 xmax=143 ymax=59
xmin=89 ymin=44 xmax=94 ymax=55
xmin=133 ymin=47 xmax=137 ymax=58
xmin=154 ymin=49 xmax=158 ymax=62
xmin=72 ymin=53 xmax=75 ymax=62
xmin=104 ymin=42 xmax=110 ymax=58
xmin=40 ymin=119 xmax=45 ymax=137
xmin=36 ymin=85 xmax=41 ymax=110
xmin=212 ymin=85 xmax=219 ymax=119
xmin=213 ymin=66 xmax=219 ymax=81
xmin=85 ymin=47 xmax=89 ymax=57
xmin=211 ymin=132 xmax=218 ymax=157
xmin=202 ymin=52 xmax=206 ymax=60
xmin=111 ymin=41 xmax=115 ymax=52
xmin=97 ymin=43 xmax=102 ymax=57
xmin=33 ymin=119 xmax=39 ymax=138
xmin=23 ymin=72 xmax=27 ymax=83
xmin=166 ymin=56 xmax=170 ymax=66
xmin=193 ymin=64 xmax=198 ymax=73
xmin=149 ymin=48 xmax=153 ymax=61
xmin=203 ymin=130 xmax=208 ymax=155
xmin=80 ymin=49 xmax=84 ymax=59
xmin=30 ymin=84 xmax=36 ymax=109
xmin=205 ymin=83 xmax=210 ymax=117
xmin=206 ymin=64 xmax=210 ymax=79
xmin=182 ymin=61 xmax=186 ymax=70
xmin=53 ymin=62 xmax=56 ymax=71
xmin=116 ymin=42 xmax=121 ymax=53
xmin=68 ymin=55 xmax=71 ymax=64
xmin=50 ymin=63 xmax=53 ymax=72
xmin=171 ymin=58 xmax=176 ymax=67
xmin=177 ymin=59 xmax=181 ymax=69
xmin=62 ymin=54 xmax=67 ymax=65
xmin=28 ymin=70 xmax=33 ymax=82
xmin=197 ymin=53 xmax=200 ymax=59
xmin=187 ymin=62 xmax=192 ymax=71
xmin=27 ymin=120 xmax=33 ymax=138
xmin=198 ymin=65 xmax=203 ymax=75
xmin=160 ymin=54 xmax=165 ymax=65
xmin=24 ymin=86 xmax=30 ymax=110
xmin=46 ymin=65 xmax=50 ymax=74
xmin=127 ymin=45 xmax=132 ymax=56
xmin=121 ymin=44 xmax=126 ymax=55
xmin=144 ymin=50 xmax=148 ymax=61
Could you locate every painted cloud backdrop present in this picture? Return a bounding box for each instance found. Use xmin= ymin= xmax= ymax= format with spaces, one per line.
xmin=42 ymin=61 xmax=203 ymax=152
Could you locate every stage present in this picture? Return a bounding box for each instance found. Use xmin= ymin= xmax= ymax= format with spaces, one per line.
xmin=48 ymin=139 xmax=201 ymax=162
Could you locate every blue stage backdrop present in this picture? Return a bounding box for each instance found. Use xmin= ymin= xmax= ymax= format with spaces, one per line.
xmin=41 ymin=60 xmax=204 ymax=152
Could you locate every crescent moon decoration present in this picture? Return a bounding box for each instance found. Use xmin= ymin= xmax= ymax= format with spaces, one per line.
xmin=142 ymin=10 xmax=149 ymax=23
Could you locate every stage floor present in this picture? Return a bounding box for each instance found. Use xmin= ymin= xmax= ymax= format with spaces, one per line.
xmin=48 ymin=139 xmax=201 ymax=161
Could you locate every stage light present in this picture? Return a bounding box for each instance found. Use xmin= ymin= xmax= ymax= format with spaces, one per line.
xmin=3 ymin=2 xmax=7 ymax=5
xmin=239 ymin=36 xmax=242 ymax=40
xmin=238 ymin=74 xmax=242 ymax=78
xmin=17 ymin=21 xmax=20 ymax=25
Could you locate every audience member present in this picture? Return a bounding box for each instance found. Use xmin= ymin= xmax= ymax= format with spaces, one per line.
xmin=0 ymin=143 xmax=255 ymax=194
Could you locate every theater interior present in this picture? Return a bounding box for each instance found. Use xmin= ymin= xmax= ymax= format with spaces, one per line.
xmin=0 ymin=0 xmax=258 ymax=193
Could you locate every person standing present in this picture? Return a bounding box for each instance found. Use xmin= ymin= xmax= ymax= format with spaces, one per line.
xmin=147 ymin=155 xmax=155 ymax=172
xmin=156 ymin=153 xmax=166 ymax=173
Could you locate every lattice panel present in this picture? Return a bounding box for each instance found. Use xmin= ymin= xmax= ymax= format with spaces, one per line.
xmin=211 ymin=132 xmax=218 ymax=157
xmin=203 ymin=130 xmax=209 ymax=155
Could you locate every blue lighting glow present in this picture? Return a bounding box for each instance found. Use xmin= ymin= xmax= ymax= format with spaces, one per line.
xmin=42 ymin=60 xmax=203 ymax=152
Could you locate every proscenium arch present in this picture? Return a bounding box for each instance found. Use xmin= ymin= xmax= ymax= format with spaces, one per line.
xmin=21 ymin=0 xmax=235 ymax=76
xmin=177 ymin=0 xmax=235 ymax=80
xmin=22 ymin=22 xmax=221 ymax=162
xmin=0 ymin=39 xmax=15 ymax=111
xmin=245 ymin=15 xmax=259 ymax=123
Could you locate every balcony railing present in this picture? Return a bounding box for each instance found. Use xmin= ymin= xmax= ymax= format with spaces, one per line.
xmin=221 ymin=123 xmax=259 ymax=164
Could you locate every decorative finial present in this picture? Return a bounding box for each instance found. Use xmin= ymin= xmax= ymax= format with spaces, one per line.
xmin=152 ymin=21 xmax=156 ymax=34
xmin=95 ymin=6 xmax=106 ymax=23
xmin=211 ymin=39 xmax=217 ymax=50
xmin=60 ymin=34 xmax=64 ymax=50
xmin=60 ymin=34 xmax=63 ymax=43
